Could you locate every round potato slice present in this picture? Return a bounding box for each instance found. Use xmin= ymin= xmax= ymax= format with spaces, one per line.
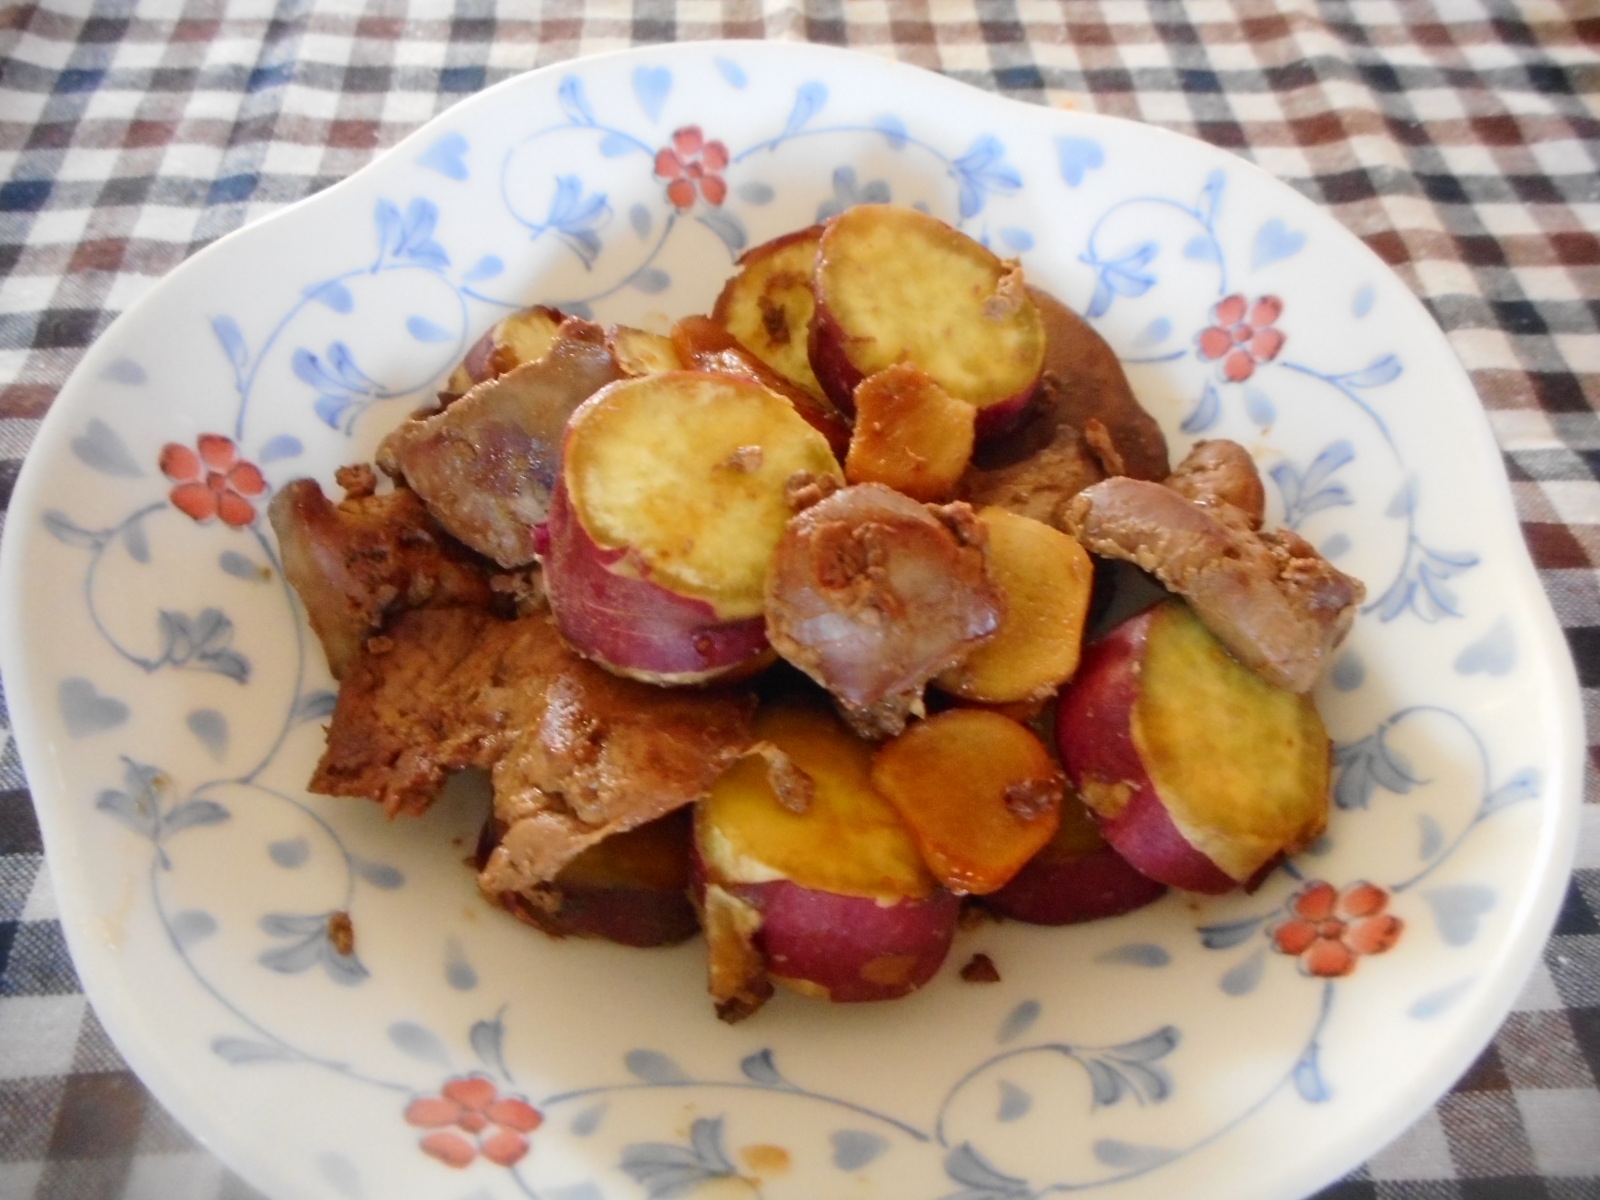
xmin=810 ymin=204 xmax=1046 ymax=428
xmin=563 ymin=370 xmax=842 ymax=617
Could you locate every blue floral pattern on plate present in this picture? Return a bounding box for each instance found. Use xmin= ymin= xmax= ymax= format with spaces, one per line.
xmin=0 ymin=41 xmax=1581 ymax=1200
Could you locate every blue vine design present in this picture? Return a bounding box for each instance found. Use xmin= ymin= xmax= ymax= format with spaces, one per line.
xmin=1270 ymin=440 xmax=1357 ymax=530
xmin=211 ymin=195 xmax=472 ymax=441
xmin=1331 ymin=705 xmax=1541 ymax=893
xmin=1081 ymin=169 xmax=1227 ymax=319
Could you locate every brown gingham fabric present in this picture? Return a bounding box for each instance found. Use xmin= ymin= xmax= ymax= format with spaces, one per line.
xmin=0 ymin=2 xmax=1596 ymax=1198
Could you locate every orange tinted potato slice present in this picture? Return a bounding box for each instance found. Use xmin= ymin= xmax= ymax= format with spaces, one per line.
xmin=845 ymin=364 xmax=976 ymax=502
xmin=871 ymin=708 xmax=1064 ymax=895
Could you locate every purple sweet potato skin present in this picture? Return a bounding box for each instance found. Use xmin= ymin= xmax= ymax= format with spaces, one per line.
xmin=734 ymin=879 xmax=960 ymax=1003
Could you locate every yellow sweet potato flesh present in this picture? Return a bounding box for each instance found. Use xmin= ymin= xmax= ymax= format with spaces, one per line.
xmin=698 ymin=703 xmax=935 ymax=901
xmin=815 ymin=205 xmax=1045 ymax=410
xmin=1133 ymin=602 xmax=1330 ymax=881
xmin=495 ymin=307 xmax=565 ymax=370
xmin=871 ymin=708 xmax=1064 ymax=895
xmin=565 ymin=371 xmax=842 ymax=617
xmin=936 ymin=507 xmax=1094 ymax=703
xmin=845 ymin=364 xmax=976 ymax=502
xmin=671 ymin=315 xmax=851 ymax=459
xmin=608 ymin=325 xmax=683 ymax=377
xmin=448 ymin=306 xmax=566 ymax=393
xmin=712 ymin=226 xmax=826 ymax=399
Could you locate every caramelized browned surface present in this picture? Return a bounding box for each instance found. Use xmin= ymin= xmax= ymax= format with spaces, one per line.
xmin=378 ymin=318 xmax=625 ymax=567
xmin=311 ymin=608 xmax=755 ymax=884
xmin=961 ymin=290 xmax=1170 ymax=526
xmin=1066 ymin=473 xmax=1364 ymax=693
xmin=764 ymin=484 xmax=1002 ymax=737
xmin=268 ymin=477 xmax=494 ymax=679
xmin=845 ymin=363 xmax=976 ymax=502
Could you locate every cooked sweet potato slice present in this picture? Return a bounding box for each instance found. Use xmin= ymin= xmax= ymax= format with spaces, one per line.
xmin=670 ymin=316 xmax=851 ymax=459
xmin=608 ymin=324 xmax=683 ymax=377
xmin=548 ymin=366 xmax=847 ymax=684
xmin=747 ymin=879 xmax=958 ymax=1006
xmin=871 ymin=708 xmax=1065 ymax=895
xmin=935 ymin=506 xmax=1094 ymax=704
xmin=443 ymin=305 xmax=566 ymax=398
xmin=563 ymin=370 xmax=842 ymax=619
xmin=810 ymin=205 xmax=1045 ymax=430
xmin=711 ymin=224 xmax=826 ymax=400
xmin=1056 ymin=600 xmax=1330 ymax=890
xmin=698 ymin=703 xmax=936 ymax=901
xmin=845 ymin=364 xmax=976 ymax=502
xmin=697 ymin=702 xmax=956 ymax=1011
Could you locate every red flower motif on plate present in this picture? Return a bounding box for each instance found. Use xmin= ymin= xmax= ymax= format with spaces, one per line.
xmin=1196 ymin=293 xmax=1285 ymax=383
xmin=1270 ymin=879 xmax=1403 ymax=978
xmin=654 ymin=125 xmax=730 ymax=209
xmin=404 ymin=1075 xmax=543 ymax=1169
xmin=158 ymin=434 xmax=266 ymax=527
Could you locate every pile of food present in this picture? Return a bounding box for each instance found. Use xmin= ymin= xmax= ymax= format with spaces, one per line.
xmin=270 ymin=204 xmax=1365 ymax=1021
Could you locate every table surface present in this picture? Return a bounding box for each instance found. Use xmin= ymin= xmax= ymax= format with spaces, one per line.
xmin=0 ymin=2 xmax=1596 ymax=1198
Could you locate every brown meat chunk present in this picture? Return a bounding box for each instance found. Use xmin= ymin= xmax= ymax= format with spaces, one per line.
xmin=960 ymin=380 xmax=1111 ymax=527
xmin=1164 ymin=438 xmax=1266 ymax=528
xmin=961 ymin=289 xmax=1169 ymax=527
xmin=477 ymin=809 xmax=701 ymax=948
xmin=312 ymin=608 xmax=755 ymax=884
xmin=1066 ymin=476 xmax=1364 ymax=693
xmin=765 ymin=483 xmax=1003 ymax=737
xmin=377 ymin=317 xmax=625 ymax=567
xmin=268 ymin=477 xmax=494 ymax=679
xmin=1035 ymin=288 xmax=1169 ymax=480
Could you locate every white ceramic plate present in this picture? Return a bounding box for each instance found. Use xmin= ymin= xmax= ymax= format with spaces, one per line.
xmin=0 ymin=42 xmax=1582 ymax=1200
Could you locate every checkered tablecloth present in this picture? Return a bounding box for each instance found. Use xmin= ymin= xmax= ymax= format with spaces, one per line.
xmin=1 ymin=2 xmax=1596 ymax=1198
